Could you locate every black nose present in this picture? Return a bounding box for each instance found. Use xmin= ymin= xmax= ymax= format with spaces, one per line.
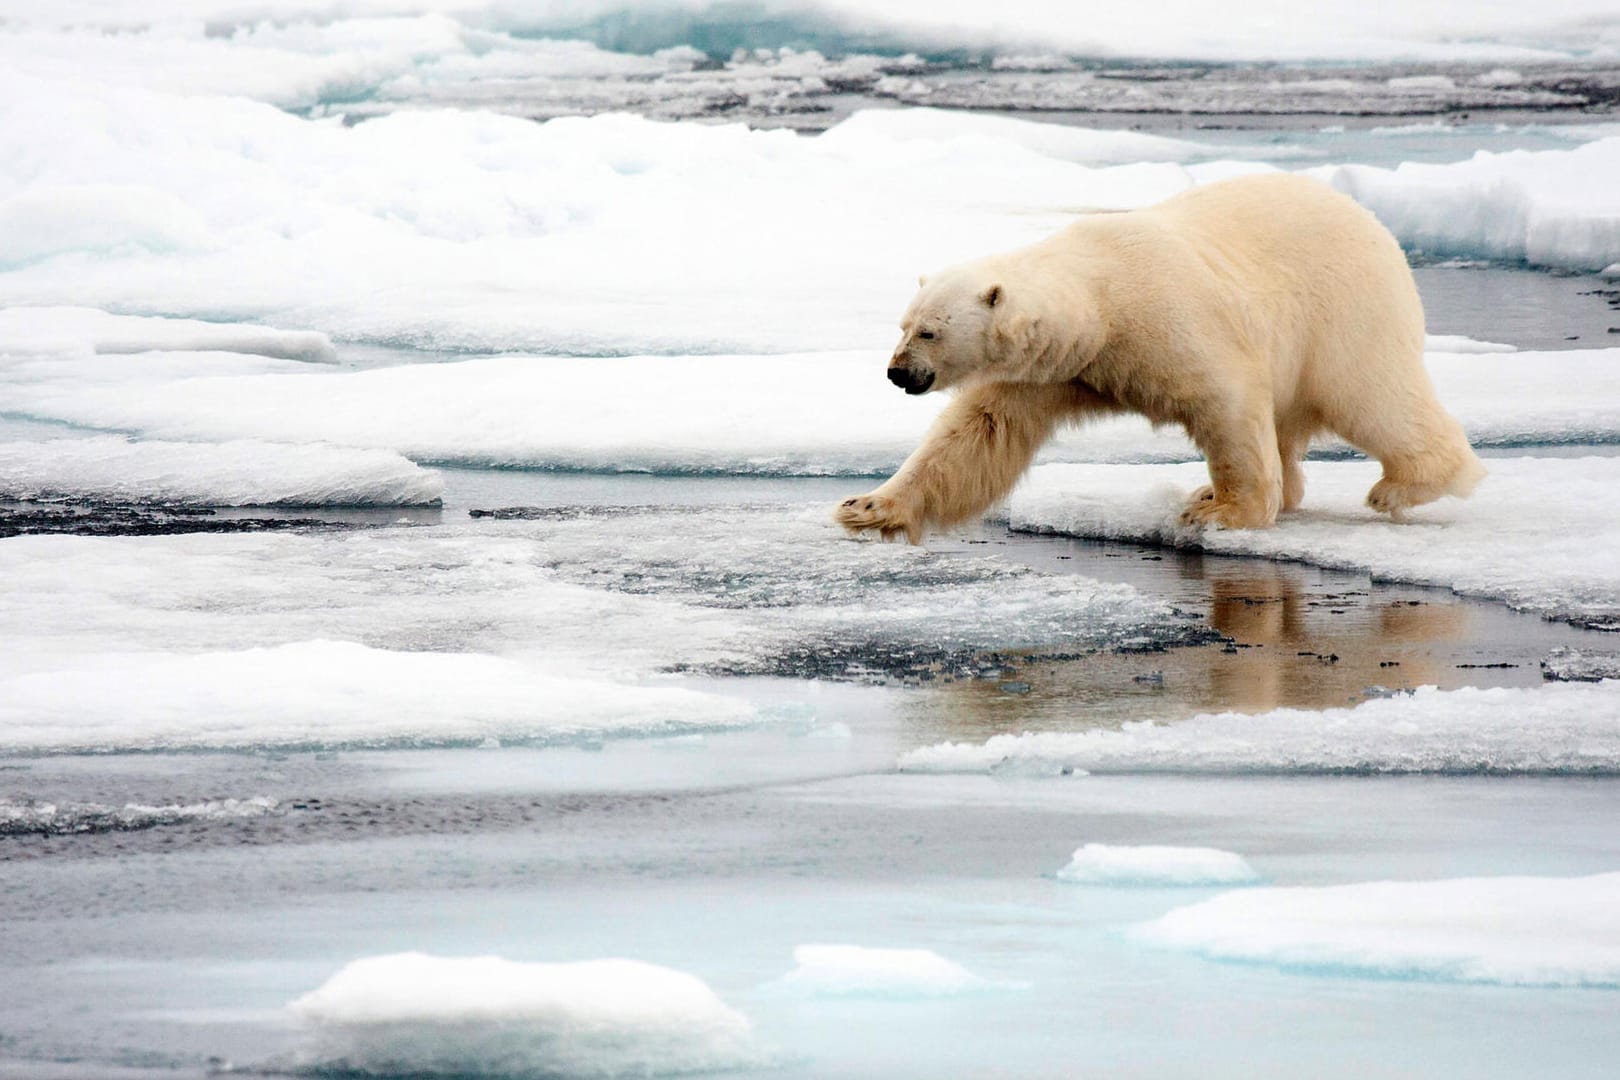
xmin=887 ymin=367 xmax=934 ymax=394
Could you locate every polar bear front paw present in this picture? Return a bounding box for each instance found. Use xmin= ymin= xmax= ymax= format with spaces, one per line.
xmin=1179 ymin=493 xmax=1270 ymax=530
xmin=836 ymin=492 xmax=923 ymax=544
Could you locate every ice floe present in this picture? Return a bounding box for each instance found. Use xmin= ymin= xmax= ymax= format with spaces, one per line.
xmin=773 ymin=944 xmax=995 ymax=998
xmin=899 ymin=681 xmax=1620 ymax=775
xmin=1135 ymin=872 xmax=1620 ymax=988
xmin=0 ymin=436 xmax=442 ymax=507
xmin=1006 ymin=455 xmax=1620 ymax=627
xmin=1056 ymin=843 xmax=1262 ymax=886
xmin=5 ymin=343 xmax=1616 ymax=475
xmin=288 ymin=952 xmax=758 ymax=1079
xmin=1541 ymin=646 xmax=1620 ymax=683
xmin=5 ymin=55 xmax=1619 ymax=353
xmin=0 ymin=640 xmax=756 ymax=753
xmin=1317 ymin=136 xmax=1620 ymax=270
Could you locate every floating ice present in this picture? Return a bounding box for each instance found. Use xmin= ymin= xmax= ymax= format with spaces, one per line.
xmin=0 ymin=640 xmax=756 ymax=753
xmin=1056 ymin=843 xmax=1262 ymax=887
xmin=820 ymin=107 xmax=1209 ymax=165
xmin=899 ymin=681 xmax=1620 ymax=775
xmin=1006 ymin=455 xmax=1620 ymax=627
xmin=1135 ymin=872 xmax=1620 ymax=988
xmin=288 ymin=952 xmax=758 ymax=1079
xmin=0 ymin=436 xmax=442 ymax=507
xmin=0 ymin=306 xmax=335 ymax=363
xmin=774 ymin=944 xmax=994 ymax=998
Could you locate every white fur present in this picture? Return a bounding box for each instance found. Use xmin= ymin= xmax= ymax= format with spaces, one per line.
xmin=837 ymin=173 xmax=1484 ymax=542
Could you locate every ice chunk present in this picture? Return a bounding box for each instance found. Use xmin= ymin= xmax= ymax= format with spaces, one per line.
xmin=288 ymin=953 xmax=758 ymax=1078
xmin=0 ymin=641 xmax=756 ymax=753
xmin=1056 ymin=843 xmax=1261 ymax=886
xmin=899 ymin=681 xmax=1620 ymax=775
xmin=1423 ymin=333 xmax=1516 ymax=353
xmin=0 ymin=306 xmax=336 ymax=363
xmin=1135 ymin=872 xmax=1620 ymax=988
xmin=1006 ymin=456 xmax=1620 ymax=627
xmin=1541 ymin=646 xmax=1620 ymax=683
xmin=0 ymin=436 xmax=442 ymax=506
xmin=774 ymin=944 xmax=994 ymax=998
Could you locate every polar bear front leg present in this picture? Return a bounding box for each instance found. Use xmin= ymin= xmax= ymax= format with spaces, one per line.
xmin=837 ymin=381 xmax=1099 ymax=544
xmin=1180 ymin=390 xmax=1284 ymax=530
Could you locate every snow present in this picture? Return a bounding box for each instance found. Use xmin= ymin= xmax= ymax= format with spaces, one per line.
xmin=0 ymin=640 xmax=757 ymax=753
xmin=899 ymin=681 xmax=1620 ymax=775
xmin=1006 ymin=455 xmax=1620 ymax=627
xmin=0 ymin=436 xmax=442 ymax=507
xmin=1136 ymin=872 xmax=1620 ymax=988
xmin=288 ymin=952 xmax=758 ymax=1078
xmin=1056 ymin=843 xmax=1262 ymax=886
xmin=773 ymin=944 xmax=995 ymax=998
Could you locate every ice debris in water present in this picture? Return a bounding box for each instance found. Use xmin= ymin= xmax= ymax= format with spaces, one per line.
xmin=1541 ymin=647 xmax=1620 ymax=683
xmin=1056 ymin=843 xmax=1262 ymax=887
xmin=1135 ymin=872 xmax=1620 ymax=988
xmin=288 ymin=952 xmax=759 ymax=1079
xmin=773 ymin=944 xmax=1000 ymax=998
xmin=0 ymin=796 xmax=278 ymax=835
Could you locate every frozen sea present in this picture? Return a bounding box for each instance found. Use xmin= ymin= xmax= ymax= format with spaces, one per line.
xmin=4 ymin=4 xmax=1620 ymax=1078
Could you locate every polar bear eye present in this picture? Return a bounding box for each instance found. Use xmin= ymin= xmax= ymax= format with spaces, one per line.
xmin=917 ymin=330 xmax=935 ymax=340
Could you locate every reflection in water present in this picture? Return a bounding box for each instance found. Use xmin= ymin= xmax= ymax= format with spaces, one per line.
xmin=899 ymin=535 xmax=1602 ymax=745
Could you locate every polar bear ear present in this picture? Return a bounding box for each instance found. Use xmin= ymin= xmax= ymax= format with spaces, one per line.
xmin=917 ymin=274 xmax=929 ymax=288
xmin=980 ymin=284 xmax=1003 ymax=307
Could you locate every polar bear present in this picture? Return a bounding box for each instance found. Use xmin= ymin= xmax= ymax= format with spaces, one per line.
xmin=836 ymin=172 xmax=1484 ymax=544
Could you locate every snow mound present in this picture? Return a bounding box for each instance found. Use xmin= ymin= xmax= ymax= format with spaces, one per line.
xmin=1057 ymin=843 xmax=1262 ymax=886
xmin=775 ymin=944 xmax=994 ymax=998
xmin=1006 ymin=456 xmax=1620 ymax=628
xmin=0 ymin=306 xmax=335 ymax=363
xmin=0 ymin=641 xmax=756 ymax=753
xmin=288 ymin=953 xmax=758 ymax=1079
xmin=1423 ymin=334 xmax=1516 ymax=354
xmin=899 ymin=682 xmax=1620 ymax=775
xmin=0 ymin=436 xmax=442 ymax=506
xmin=1135 ymin=872 xmax=1620 ymax=988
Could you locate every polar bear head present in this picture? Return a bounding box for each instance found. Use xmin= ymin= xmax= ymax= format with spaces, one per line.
xmin=886 ymin=259 xmax=1102 ymax=395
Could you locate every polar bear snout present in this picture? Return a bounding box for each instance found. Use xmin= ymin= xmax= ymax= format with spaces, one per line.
xmin=887 ymin=363 xmax=935 ymax=395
